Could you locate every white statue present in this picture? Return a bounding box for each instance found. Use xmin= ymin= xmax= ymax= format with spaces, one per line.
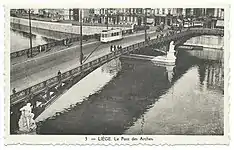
xmin=166 ymin=66 xmax=175 ymax=83
xmin=167 ymin=41 xmax=176 ymax=60
xmin=18 ymin=103 xmax=37 ymax=134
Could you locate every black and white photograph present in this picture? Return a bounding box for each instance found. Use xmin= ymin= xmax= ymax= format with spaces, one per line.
xmin=5 ymin=5 xmax=228 ymax=145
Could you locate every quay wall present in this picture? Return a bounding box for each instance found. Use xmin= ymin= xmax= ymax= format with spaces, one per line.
xmin=11 ymin=23 xmax=77 ymax=40
xmin=10 ymin=17 xmax=132 ymax=35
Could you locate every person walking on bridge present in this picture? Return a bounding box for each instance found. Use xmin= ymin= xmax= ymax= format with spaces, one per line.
xmin=110 ymin=45 xmax=113 ymax=52
xmin=148 ymin=36 xmax=151 ymax=41
xmin=57 ymin=70 xmax=62 ymax=82
xmin=12 ymin=88 xmax=16 ymax=94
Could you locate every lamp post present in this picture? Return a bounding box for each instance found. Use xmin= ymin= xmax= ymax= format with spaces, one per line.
xmin=106 ymin=8 xmax=109 ymax=29
xmin=144 ymin=8 xmax=147 ymax=42
xmin=28 ymin=9 xmax=33 ymax=58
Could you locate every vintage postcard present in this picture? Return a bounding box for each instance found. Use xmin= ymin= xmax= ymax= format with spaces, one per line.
xmin=3 ymin=1 xmax=230 ymax=145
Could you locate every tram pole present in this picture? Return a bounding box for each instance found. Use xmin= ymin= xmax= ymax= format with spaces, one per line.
xmin=28 ymin=9 xmax=33 ymax=58
xmin=106 ymin=8 xmax=109 ymax=29
xmin=80 ymin=9 xmax=84 ymax=65
xmin=144 ymin=8 xmax=147 ymax=42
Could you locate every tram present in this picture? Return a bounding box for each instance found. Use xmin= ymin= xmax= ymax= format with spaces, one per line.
xmin=193 ymin=21 xmax=203 ymax=27
xmin=183 ymin=22 xmax=192 ymax=28
xmin=100 ymin=28 xmax=123 ymax=43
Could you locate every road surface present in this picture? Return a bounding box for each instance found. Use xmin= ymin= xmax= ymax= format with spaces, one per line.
xmin=10 ymin=29 xmax=169 ymax=94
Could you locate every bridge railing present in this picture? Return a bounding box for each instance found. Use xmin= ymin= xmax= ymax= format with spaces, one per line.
xmin=10 ymin=28 xmax=224 ymax=105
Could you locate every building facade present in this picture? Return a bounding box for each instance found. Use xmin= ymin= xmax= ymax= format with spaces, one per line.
xmin=10 ymin=8 xmax=224 ymax=26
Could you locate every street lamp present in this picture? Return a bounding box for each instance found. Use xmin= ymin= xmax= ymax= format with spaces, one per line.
xmin=106 ymin=8 xmax=109 ymax=29
xmin=28 ymin=9 xmax=33 ymax=58
xmin=144 ymin=8 xmax=147 ymax=42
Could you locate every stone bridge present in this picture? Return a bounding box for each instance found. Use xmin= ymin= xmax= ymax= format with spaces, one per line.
xmin=10 ymin=28 xmax=224 ymax=120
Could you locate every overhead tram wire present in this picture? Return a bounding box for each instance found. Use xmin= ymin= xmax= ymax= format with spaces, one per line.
xmin=82 ymin=8 xmax=109 ymax=64
xmin=81 ymin=43 xmax=102 ymax=64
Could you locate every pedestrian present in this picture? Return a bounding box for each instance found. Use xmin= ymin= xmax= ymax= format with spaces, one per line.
xmin=12 ymin=88 xmax=16 ymax=94
xmin=110 ymin=45 xmax=113 ymax=52
xmin=57 ymin=70 xmax=62 ymax=81
xmin=64 ymin=39 xmax=67 ymax=46
xmin=38 ymin=45 xmax=42 ymax=53
xmin=117 ymin=45 xmax=120 ymax=50
xmin=67 ymin=38 xmax=69 ymax=45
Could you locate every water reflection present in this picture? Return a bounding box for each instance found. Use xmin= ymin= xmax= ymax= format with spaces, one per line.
xmin=101 ymin=59 xmax=122 ymax=75
xmin=36 ymin=59 xmax=122 ymax=122
xmin=166 ymin=66 xmax=175 ymax=83
xmin=125 ymin=64 xmax=223 ymax=135
xmin=10 ymin=29 xmax=56 ymax=52
xmin=37 ymin=51 xmax=223 ymax=135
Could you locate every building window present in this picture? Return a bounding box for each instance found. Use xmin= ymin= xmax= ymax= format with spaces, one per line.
xmin=162 ymin=8 xmax=165 ymax=14
xmin=168 ymin=8 xmax=171 ymax=14
xmin=157 ymin=8 xmax=160 ymax=14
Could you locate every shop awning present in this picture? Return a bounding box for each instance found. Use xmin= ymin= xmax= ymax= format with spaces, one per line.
xmin=216 ymin=20 xmax=224 ymax=27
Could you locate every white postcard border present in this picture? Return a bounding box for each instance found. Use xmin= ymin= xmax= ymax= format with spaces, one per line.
xmin=3 ymin=2 xmax=231 ymax=145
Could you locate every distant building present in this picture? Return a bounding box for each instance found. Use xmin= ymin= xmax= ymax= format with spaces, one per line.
xmin=11 ymin=8 xmax=224 ymax=27
xmin=91 ymin=8 xmax=182 ymax=26
xmin=72 ymin=9 xmax=93 ymax=22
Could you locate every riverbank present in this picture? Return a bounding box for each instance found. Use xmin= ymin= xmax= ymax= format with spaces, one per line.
xmin=11 ymin=17 xmax=132 ymax=36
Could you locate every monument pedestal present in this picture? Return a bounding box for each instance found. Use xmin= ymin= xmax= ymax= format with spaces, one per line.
xmin=151 ymin=41 xmax=177 ymax=66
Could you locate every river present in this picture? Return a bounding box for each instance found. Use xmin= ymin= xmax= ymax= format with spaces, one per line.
xmin=10 ymin=29 xmax=56 ymax=52
xmin=34 ymin=34 xmax=224 ymax=135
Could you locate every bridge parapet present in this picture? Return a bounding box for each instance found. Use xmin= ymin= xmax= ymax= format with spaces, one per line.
xmin=10 ymin=28 xmax=224 ymax=106
xmin=174 ymin=28 xmax=224 ymax=46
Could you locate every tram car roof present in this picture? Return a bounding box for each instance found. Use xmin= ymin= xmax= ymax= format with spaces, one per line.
xmin=101 ymin=28 xmax=122 ymax=33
